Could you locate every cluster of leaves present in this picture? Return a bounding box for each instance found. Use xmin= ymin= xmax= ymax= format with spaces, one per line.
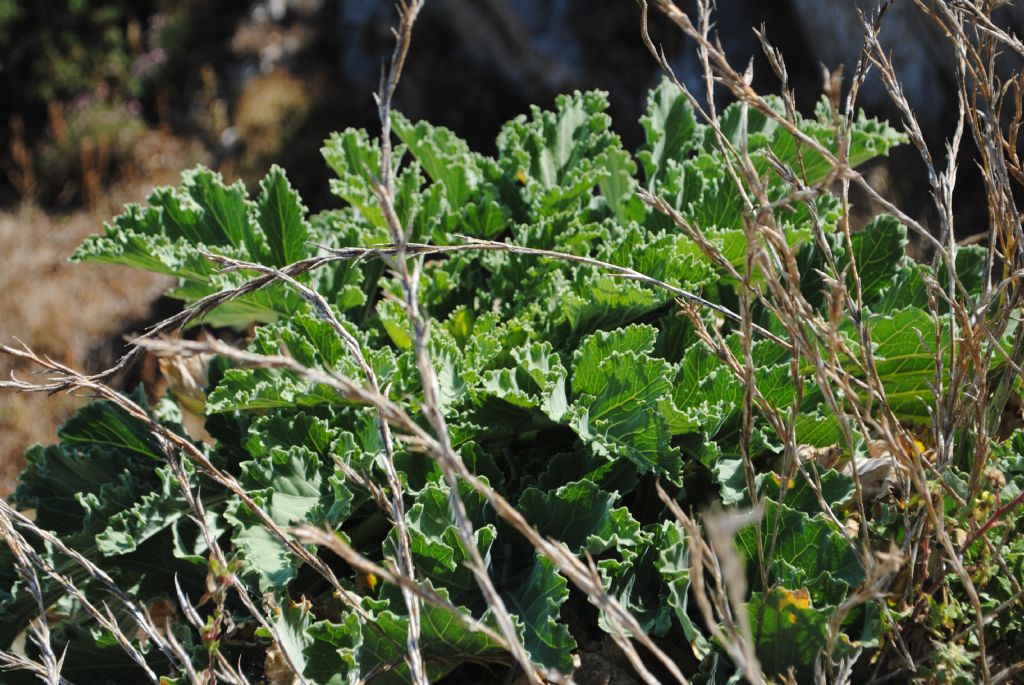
xmin=2 ymin=78 xmax=1021 ymax=683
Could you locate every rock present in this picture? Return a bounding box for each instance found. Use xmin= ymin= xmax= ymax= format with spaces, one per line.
xmin=791 ymin=0 xmax=1024 ymax=136
xmin=573 ymin=650 xmax=641 ymax=685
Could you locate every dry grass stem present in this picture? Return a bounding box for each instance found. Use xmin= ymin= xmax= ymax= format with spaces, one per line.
xmin=2 ymin=0 xmax=1023 ymax=682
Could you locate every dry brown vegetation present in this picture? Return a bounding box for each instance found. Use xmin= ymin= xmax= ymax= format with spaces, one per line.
xmin=0 ymin=130 xmax=209 ymax=496
xmin=0 ymin=207 xmax=166 ymax=496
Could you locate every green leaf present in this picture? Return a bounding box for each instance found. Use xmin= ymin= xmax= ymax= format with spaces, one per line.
xmin=712 ymin=457 xmax=749 ymax=505
xmin=607 ymin=228 xmax=714 ymax=289
xmin=72 ymin=166 xmax=309 ymax=327
xmin=560 ymin=273 xmax=667 ymax=337
xmin=941 ymin=245 xmax=989 ymax=298
xmin=224 ymin=492 xmax=297 ymax=591
xmin=569 ymin=324 xmax=657 ymax=396
xmin=322 ymin=128 xmax=385 ymax=227
xmin=598 ymin=145 xmax=638 ymax=221
xmin=851 ymin=307 xmax=951 ymax=422
xmin=570 ymin=342 xmax=682 ymax=478
xmin=400 ymin=481 xmax=495 ymax=610
xmin=206 ymin=313 xmax=393 ymax=413
xmin=497 ymin=90 xmax=622 ymax=214
xmin=263 ymin=597 xmax=316 ymax=681
xmin=759 ymin=467 xmax=855 ymax=517
xmin=185 ymin=166 xmax=258 ymax=252
xmin=638 ymin=77 xmax=699 ymax=187
xmin=504 ymin=555 xmax=576 ymax=674
xmin=765 ymin=100 xmax=906 ymax=185
xmin=843 ymin=214 xmax=907 ymax=302
xmin=303 ymin=615 xmax=361 ymax=685
xmin=473 ymin=340 xmax=568 ymax=424
xmin=597 ymin=523 xmax=674 ymax=637
xmin=749 ymin=587 xmax=831 ymax=682
xmin=737 ymin=500 xmax=864 ymax=590
xmin=877 ymin=261 xmax=931 ymax=312
xmin=355 ymin=591 xmax=508 ymax=683
xmin=668 ymin=340 xmax=741 ymax=436
xmin=58 ymin=398 xmax=164 ymax=460
xmin=95 ymin=466 xmax=195 ymax=555
xmin=257 ymin=164 xmax=310 ymax=266
xmin=656 ymin=521 xmax=711 ymax=658
xmin=517 ymin=480 xmax=618 ymax=554
xmin=226 ymin=444 xmax=327 ymax=590
xmin=392 ymin=112 xmax=473 ymax=196
xmin=377 ymin=298 xmax=414 ymax=350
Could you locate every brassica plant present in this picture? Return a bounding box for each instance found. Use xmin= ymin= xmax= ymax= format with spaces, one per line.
xmin=3 ymin=5 xmax=1023 ymax=682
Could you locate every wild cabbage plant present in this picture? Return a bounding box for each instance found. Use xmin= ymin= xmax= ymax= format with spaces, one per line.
xmin=1 ymin=32 xmax=1021 ymax=683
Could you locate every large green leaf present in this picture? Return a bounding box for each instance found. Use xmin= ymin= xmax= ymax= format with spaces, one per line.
xmin=569 ymin=342 xmax=682 ymax=478
xmin=399 ymin=481 xmax=495 ymax=611
xmin=392 ymin=111 xmax=510 ymax=239
xmin=764 ymin=99 xmax=907 ymax=185
xmin=597 ymin=522 xmax=674 ymax=637
xmin=503 ymin=555 xmax=576 ymax=674
xmin=58 ymin=398 xmax=165 ymax=460
xmin=322 ymin=128 xmax=385 ymax=227
xmin=842 ymin=214 xmax=907 ymax=303
xmin=749 ymin=587 xmax=831 ymax=682
xmin=226 ymin=443 xmax=328 ymax=590
xmin=517 ymin=480 xmax=618 ymax=554
xmin=72 ymin=166 xmax=309 ymax=326
xmin=638 ymin=77 xmax=699 ymax=188
xmin=854 ymin=307 xmax=950 ymax=422
xmin=656 ymin=521 xmax=711 ymax=658
xmin=257 ymin=164 xmax=311 ymax=266
xmin=475 ymin=340 xmax=568 ymax=422
xmin=356 ymin=592 xmax=508 ymax=684
xmin=497 ymin=90 xmax=623 ymax=215
xmin=95 ymin=465 xmax=196 ymax=556
xmin=737 ymin=500 xmax=863 ymax=591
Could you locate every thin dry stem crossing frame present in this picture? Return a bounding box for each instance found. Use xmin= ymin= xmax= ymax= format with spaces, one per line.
xmin=1 ymin=0 xmax=1024 ymax=683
